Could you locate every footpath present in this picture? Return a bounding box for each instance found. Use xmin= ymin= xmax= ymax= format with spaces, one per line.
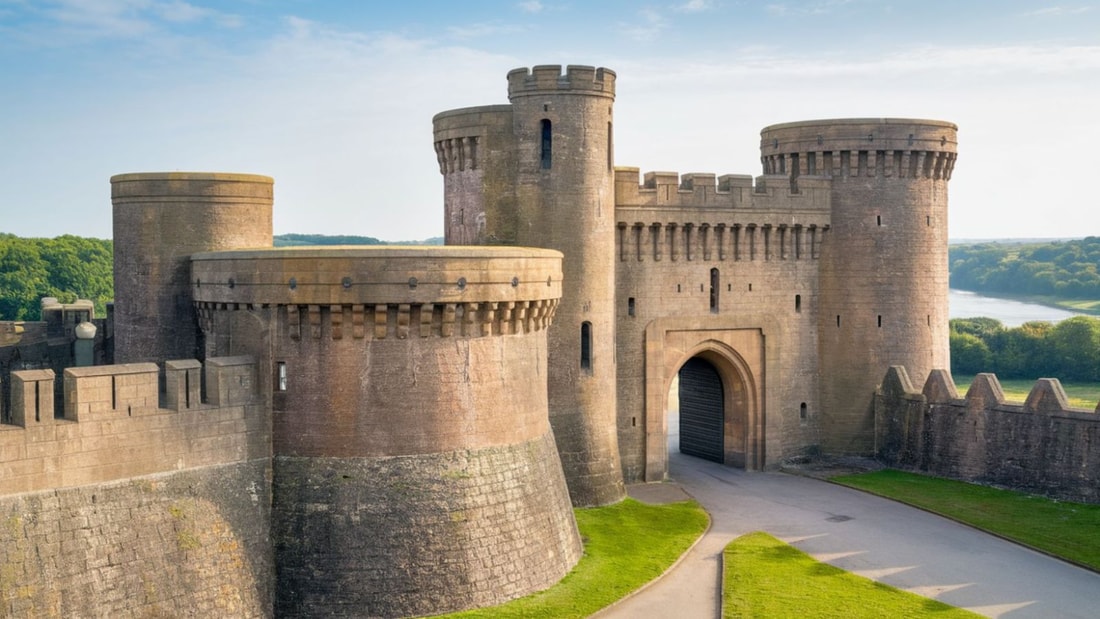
xmin=595 ymin=453 xmax=1100 ymax=619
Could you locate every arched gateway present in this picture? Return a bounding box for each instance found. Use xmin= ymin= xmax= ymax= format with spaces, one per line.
xmin=643 ymin=318 xmax=769 ymax=482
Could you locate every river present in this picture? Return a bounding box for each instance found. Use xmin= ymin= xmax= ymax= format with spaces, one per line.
xmin=949 ymin=289 xmax=1084 ymax=327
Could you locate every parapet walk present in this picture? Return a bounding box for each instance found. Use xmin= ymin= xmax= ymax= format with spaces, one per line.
xmin=876 ymin=366 xmax=1100 ymax=503
xmin=0 ymin=357 xmax=266 ymax=496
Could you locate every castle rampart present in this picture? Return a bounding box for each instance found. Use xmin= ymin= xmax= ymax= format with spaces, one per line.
xmin=876 ymin=366 xmax=1100 ymax=503
xmin=1 ymin=356 xmax=266 ymax=496
xmin=506 ymin=64 xmax=616 ymax=98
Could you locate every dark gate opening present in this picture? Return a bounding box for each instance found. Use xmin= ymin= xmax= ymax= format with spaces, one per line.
xmin=678 ymin=357 xmax=724 ymax=463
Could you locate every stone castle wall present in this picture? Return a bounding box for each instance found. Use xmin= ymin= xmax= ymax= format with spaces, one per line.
xmin=191 ymin=246 xmax=583 ymax=617
xmin=0 ymin=358 xmax=273 ymax=617
xmin=876 ymin=366 xmax=1100 ymax=503
xmin=762 ymin=119 xmax=957 ymax=455
xmin=613 ymin=169 xmax=831 ymax=481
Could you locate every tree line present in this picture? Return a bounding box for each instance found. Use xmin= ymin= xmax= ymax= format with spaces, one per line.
xmin=0 ymin=233 xmax=445 ymax=321
xmin=0 ymin=234 xmax=113 ymax=321
xmin=951 ymin=237 xmax=1100 ymax=298
xmin=951 ymin=316 xmax=1100 ymax=381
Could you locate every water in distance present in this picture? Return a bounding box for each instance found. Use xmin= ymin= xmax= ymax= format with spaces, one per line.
xmin=950 ymin=289 xmax=1083 ymax=327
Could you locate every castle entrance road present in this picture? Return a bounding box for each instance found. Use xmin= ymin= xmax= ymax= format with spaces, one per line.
xmin=596 ymin=453 xmax=1100 ymax=619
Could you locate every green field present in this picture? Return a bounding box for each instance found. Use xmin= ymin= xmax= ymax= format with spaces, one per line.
xmin=723 ymin=532 xmax=979 ymax=618
xmin=952 ymin=374 xmax=1100 ymax=408
xmin=833 ymin=470 xmax=1100 ymax=571
xmin=442 ymin=498 xmax=709 ymax=618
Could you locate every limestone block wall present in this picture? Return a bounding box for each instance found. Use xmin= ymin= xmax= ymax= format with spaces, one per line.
xmin=0 ymin=358 xmax=273 ymax=616
xmin=876 ymin=366 xmax=1100 ymax=503
xmin=111 ymin=172 xmax=273 ymax=364
xmin=433 ymin=105 xmax=518 ymax=245
xmin=0 ymin=460 xmax=272 ymax=618
xmin=191 ymin=246 xmax=582 ymax=617
xmin=761 ymin=119 xmax=957 ymax=455
xmin=505 ymin=65 xmax=624 ymax=506
xmin=1 ymin=357 xmax=267 ymax=495
xmin=614 ymin=170 xmax=831 ymax=480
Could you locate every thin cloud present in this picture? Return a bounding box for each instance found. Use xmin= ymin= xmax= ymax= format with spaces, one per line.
xmin=446 ymin=21 xmax=525 ymax=40
xmin=674 ymin=0 xmax=715 ymax=13
xmin=767 ymin=0 xmax=854 ymax=17
xmin=618 ymin=8 xmax=667 ymax=41
xmin=1022 ymin=6 xmax=1092 ymax=17
xmin=518 ymin=1 xmax=544 ymax=13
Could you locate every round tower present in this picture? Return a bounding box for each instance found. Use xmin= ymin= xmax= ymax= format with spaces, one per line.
xmin=759 ymin=119 xmax=957 ymax=453
xmin=505 ymin=65 xmax=625 ymax=506
xmin=111 ymin=172 xmax=273 ymax=363
xmin=191 ymin=246 xmax=580 ymax=617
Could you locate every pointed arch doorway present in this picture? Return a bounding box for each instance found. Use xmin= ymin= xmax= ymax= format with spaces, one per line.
xmin=644 ymin=319 xmax=769 ymax=482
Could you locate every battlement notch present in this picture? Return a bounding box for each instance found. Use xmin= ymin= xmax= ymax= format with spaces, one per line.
xmin=507 ymin=65 xmax=615 ymax=99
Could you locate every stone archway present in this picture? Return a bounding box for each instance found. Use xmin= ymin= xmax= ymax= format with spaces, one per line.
xmin=643 ymin=318 xmax=770 ymax=482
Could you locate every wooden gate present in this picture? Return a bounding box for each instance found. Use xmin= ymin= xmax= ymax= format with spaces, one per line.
xmin=678 ymin=357 xmax=724 ymax=463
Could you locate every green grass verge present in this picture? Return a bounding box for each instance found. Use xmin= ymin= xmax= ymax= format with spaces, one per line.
xmin=1055 ymin=298 xmax=1100 ymax=314
xmin=441 ymin=497 xmax=709 ymax=618
xmin=723 ymin=531 xmax=979 ymax=618
xmin=832 ymin=470 xmax=1100 ymax=571
xmin=953 ymin=374 xmax=1100 ymax=408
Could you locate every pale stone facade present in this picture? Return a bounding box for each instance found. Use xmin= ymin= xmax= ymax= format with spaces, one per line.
xmin=435 ymin=65 xmax=958 ymax=486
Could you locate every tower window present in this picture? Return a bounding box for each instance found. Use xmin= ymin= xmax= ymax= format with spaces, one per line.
xmin=277 ymin=361 xmax=288 ymax=391
xmin=607 ymin=122 xmax=613 ymax=171
xmin=795 ymin=294 xmax=802 ymax=313
xmin=800 ymin=402 xmax=807 ymax=420
xmin=580 ymin=322 xmax=593 ymax=371
xmin=628 ymin=297 xmax=636 ymax=317
xmin=876 ymin=215 xmax=882 ymax=226
xmin=877 ymin=315 xmax=883 ymax=328
xmin=710 ymin=268 xmax=720 ymax=313
xmin=540 ymin=119 xmax=552 ymax=169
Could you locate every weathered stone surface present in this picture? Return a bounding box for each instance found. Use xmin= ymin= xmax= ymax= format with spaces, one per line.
xmin=273 ymin=433 xmax=581 ymax=618
xmin=0 ymin=460 xmax=272 ymax=618
xmin=877 ymin=367 xmax=1100 ymax=503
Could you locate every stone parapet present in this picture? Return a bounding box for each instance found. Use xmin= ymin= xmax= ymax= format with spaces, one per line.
xmin=507 ymin=65 xmax=615 ymax=99
xmin=876 ymin=366 xmax=1100 ymax=503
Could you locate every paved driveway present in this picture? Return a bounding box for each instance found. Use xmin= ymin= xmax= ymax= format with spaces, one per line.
xmin=596 ymin=452 xmax=1100 ymax=618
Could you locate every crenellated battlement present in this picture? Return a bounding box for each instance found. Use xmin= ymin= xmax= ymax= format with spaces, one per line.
xmin=507 ymin=65 xmax=616 ymax=99
xmin=613 ymin=167 xmax=831 ymax=262
xmin=0 ymin=356 xmax=265 ymax=496
xmin=614 ymin=167 xmax=832 ymax=210
xmin=876 ymin=366 xmax=1100 ymax=503
xmin=4 ymin=356 xmax=256 ymax=428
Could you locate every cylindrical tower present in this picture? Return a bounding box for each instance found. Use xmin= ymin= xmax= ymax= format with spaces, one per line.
xmin=111 ymin=172 xmax=273 ymax=363
xmin=191 ymin=246 xmax=581 ymax=617
xmin=759 ymin=119 xmax=957 ymax=453
xmin=433 ymin=65 xmax=625 ymax=506
xmin=505 ymin=65 xmax=625 ymax=506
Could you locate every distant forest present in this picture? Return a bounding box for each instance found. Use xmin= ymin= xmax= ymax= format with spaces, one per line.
xmin=0 ymin=234 xmax=113 ymax=321
xmin=0 ymin=233 xmax=441 ymax=321
xmin=951 ymin=237 xmax=1100 ymax=298
xmin=951 ymin=316 xmax=1100 ymax=381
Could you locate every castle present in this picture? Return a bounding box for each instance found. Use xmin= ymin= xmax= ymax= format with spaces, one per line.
xmin=0 ymin=64 xmax=972 ymax=616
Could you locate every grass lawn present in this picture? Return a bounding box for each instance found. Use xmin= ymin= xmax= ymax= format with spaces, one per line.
xmin=441 ymin=497 xmax=709 ymax=618
xmin=832 ymin=470 xmax=1100 ymax=571
xmin=952 ymin=374 xmax=1100 ymax=409
xmin=723 ymin=532 xmax=979 ymax=618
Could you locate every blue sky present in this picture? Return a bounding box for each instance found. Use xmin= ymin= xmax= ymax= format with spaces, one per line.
xmin=1 ymin=1 xmax=1098 ymax=241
